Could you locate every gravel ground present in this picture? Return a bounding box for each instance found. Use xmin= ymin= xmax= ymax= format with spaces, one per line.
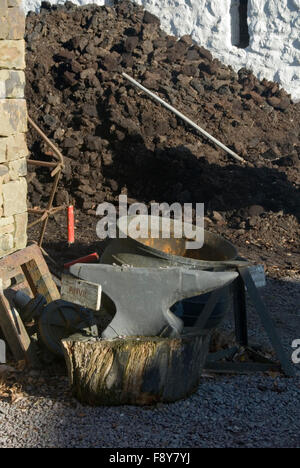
xmin=0 ymin=373 xmax=299 ymax=448
xmin=0 ymin=276 xmax=299 ymax=448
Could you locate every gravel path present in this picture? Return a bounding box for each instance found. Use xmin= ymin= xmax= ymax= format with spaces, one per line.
xmin=0 ymin=276 xmax=299 ymax=448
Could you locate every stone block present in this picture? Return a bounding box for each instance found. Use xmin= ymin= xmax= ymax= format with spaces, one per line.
xmin=0 ymin=99 xmax=27 ymax=136
xmin=14 ymin=210 xmax=27 ymax=248
xmin=14 ymin=232 xmax=26 ymax=249
xmin=0 ymin=169 xmax=9 ymax=185
xmin=0 ymin=215 xmax=14 ymax=226
xmin=0 ymin=233 xmax=13 ymax=253
xmin=0 ymin=138 xmax=7 ymax=162
xmin=0 ymin=165 xmax=9 ymax=183
xmin=0 ymin=40 xmax=25 ymax=69
xmin=7 ymin=0 xmax=22 ymax=7
xmin=0 ymin=11 xmax=9 ymax=40
xmin=7 ymin=157 xmax=27 ymax=180
xmin=0 ymin=70 xmax=25 ymax=98
xmin=7 ymin=7 xmax=25 ymax=40
xmin=7 ymin=133 xmax=28 ymax=160
xmin=0 ymin=133 xmax=28 ymax=161
xmin=2 ymin=178 xmax=27 ymax=216
xmin=0 ymin=222 xmax=14 ymax=235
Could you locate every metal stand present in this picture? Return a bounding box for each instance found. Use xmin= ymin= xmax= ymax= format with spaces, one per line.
xmin=204 ymin=266 xmax=296 ymax=377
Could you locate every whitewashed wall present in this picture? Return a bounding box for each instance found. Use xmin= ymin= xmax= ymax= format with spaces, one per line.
xmin=23 ymin=0 xmax=300 ymax=101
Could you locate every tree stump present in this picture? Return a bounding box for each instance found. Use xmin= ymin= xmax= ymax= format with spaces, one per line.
xmin=62 ymin=331 xmax=211 ymax=406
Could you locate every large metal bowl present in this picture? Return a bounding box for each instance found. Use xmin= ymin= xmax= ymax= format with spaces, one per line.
xmin=101 ymin=215 xmax=238 ymax=270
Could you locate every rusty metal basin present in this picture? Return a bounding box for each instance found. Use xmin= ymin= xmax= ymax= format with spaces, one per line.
xmin=101 ymin=215 xmax=238 ymax=270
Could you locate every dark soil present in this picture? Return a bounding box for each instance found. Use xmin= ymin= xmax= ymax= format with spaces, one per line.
xmin=25 ymin=1 xmax=300 ymax=277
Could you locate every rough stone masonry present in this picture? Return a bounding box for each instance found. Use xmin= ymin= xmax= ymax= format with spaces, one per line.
xmin=0 ymin=0 xmax=27 ymax=257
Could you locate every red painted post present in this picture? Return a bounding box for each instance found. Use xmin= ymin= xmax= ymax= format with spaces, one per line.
xmin=67 ymin=205 xmax=75 ymax=244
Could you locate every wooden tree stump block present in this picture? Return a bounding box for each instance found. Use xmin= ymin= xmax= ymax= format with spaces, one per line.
xmin=62 ymin=331 xmax=211 ymax=406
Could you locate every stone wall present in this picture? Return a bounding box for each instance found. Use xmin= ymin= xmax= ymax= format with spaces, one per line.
xmin=0 ymin=0 xmax=27 ymax=257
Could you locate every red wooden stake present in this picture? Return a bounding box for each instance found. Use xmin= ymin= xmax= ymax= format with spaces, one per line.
xmin=67 ymin=205 xmax=75 ymax=244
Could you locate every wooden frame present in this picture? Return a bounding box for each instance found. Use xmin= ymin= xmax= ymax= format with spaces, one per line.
xmin=0 ymin=244 xmax=60 ymax=365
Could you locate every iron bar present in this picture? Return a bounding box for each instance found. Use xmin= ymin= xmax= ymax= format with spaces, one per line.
xmin=38 ymin=170 xmax=61 ymax=246
xmin=233 ymin=275 xmax=248 ymax=346
xmin=28 ymin=116 xmax=64 ymax=166
xmin=194 ymin=289 xmax=222 ymax=330
xmin=27 ymin=117 xmax=65 ymax=246
xmin=238 ymin=266 xmax=296 ymax=377
xmin=122 ymin=72 xmax=245 ymax=164
xmin=27 ymin=159 xmax=57 ymax=168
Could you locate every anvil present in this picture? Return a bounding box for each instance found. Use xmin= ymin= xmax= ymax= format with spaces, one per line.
xmin=70 ymin=263 xmax=238 ymax=339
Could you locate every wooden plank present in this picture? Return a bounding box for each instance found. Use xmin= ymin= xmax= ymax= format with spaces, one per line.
xmin=0 ymin=245 xmax=59 ymax=302
xmin=0 ymin=291 xmax=24 ymax=361
xmin=0 ymin=284 xmax=38 ymax=366
xmin=0 ymin=244 xmax=40 ymax=282
xmin=24 ymin=245 xmax=60 ymax=302
xmin=0 ymin=245 xmax=42 ymax=276
xmin=61 ymin=274 xmax=102 ymax=311
xmin=21 ymin=260 xmax=60 ymax=303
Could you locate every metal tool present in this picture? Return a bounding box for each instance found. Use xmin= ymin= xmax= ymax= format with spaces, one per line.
xmin=69 ymin=263 xmax=238 ymax=339
xmin=122 ymin=73 xmax=245 ymax=163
